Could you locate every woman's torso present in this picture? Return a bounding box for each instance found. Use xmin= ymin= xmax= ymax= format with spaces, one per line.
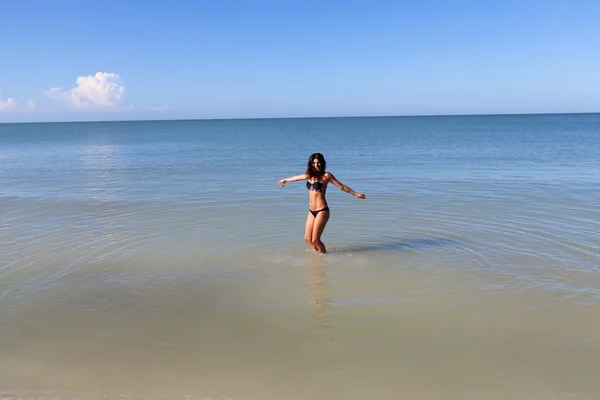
xmin=306 ymin=174 xmax=329 ymax=210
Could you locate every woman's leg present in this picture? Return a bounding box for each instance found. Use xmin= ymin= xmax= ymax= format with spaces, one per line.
xmin=311 ymin=210 xmax=330 ymax=254
xmin=304 ymin=212 xmax=319 ymax=252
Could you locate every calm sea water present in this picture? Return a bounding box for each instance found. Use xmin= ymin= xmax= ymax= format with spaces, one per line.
xmin=1 ymin=114 xmax=599 ymax=399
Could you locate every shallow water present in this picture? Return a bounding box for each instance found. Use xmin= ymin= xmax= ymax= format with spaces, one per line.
xmin=1 ymin=115 xmax=599 ymax=399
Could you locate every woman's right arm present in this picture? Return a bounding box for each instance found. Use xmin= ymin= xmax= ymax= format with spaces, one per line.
xmin=277 ymin=173 xmax=307 ymax=187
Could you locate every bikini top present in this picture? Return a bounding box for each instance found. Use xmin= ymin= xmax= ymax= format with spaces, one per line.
xmin=306 ymin=181 xmax=325 ymax=193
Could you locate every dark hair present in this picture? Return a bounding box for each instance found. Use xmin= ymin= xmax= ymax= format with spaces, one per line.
xmin=306 ymin=153 xmax=326 ymax=180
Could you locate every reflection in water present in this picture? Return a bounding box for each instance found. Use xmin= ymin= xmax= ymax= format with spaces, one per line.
xmin=79 ymin=144 xmax=117 ymax=171
xmin=78 ymin=144 xmax=120 ymax=202
xmin=306 ymin=254 xmax=334 ymax=342
xmin=305 ymin=254 xmax=341 ymax=397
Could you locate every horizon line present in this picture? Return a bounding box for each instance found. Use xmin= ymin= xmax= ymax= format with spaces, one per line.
xmin=1 ymin=111 xmax=599 ymax=125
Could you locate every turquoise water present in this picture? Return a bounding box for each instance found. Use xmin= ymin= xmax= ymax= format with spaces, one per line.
xmin=1 ymin=114 xmax=599 ymax=399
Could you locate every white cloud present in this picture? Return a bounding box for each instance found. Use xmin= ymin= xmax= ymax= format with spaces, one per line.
xmin=150 ymin=105 xmax=169 ymax=111
xmin=0 ymin=97 xmax=37 ymax=113
xmin=0 ymin=98 xmax=18 ymax=111
xmin=46 ymin=72 xmax=126 ymax=110
xmin=45 ymin=87 xmax=63 ymax=97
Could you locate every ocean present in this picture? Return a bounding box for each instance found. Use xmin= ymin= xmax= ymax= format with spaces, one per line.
xmin=1 ymin=114 xmax=599 ymax=399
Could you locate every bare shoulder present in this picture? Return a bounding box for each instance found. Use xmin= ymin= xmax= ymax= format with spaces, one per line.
xmin=324 ymin=172 xmax=341 ymax=185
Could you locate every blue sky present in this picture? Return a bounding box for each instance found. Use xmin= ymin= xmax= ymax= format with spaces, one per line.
xmin=1 ymin=0 xmax=599 ymax=122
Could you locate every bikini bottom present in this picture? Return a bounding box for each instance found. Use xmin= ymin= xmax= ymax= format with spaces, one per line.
xmin=309 ymin=206 xmax=330 ymax=218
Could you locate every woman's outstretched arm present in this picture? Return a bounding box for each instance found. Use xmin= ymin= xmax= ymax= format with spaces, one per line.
xmin=277 ymin=173 xmax=307 ymax=187
xmin=327 ymin=173 xmax=366 ymax=199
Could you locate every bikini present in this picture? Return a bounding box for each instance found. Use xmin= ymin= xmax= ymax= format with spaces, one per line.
xmin=306 ymin=181 xmax=330 ymax=217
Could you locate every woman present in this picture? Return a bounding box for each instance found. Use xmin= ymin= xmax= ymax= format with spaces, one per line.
xmin=277 ymin=153 xmax=366 ymax=254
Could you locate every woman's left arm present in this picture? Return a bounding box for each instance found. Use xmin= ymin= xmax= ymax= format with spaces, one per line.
xmin=327 ymin=173 xmax=366 ymax=199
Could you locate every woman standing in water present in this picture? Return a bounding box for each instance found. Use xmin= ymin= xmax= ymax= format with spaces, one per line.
xmin=277 ymin=153 xmax=366 ymax=254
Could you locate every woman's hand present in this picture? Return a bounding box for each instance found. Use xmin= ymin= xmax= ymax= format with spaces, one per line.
xmin=277 ymin=179 xmax=287 ymax=187
xmin=356 ymin=193 xmax=366 ymax=200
